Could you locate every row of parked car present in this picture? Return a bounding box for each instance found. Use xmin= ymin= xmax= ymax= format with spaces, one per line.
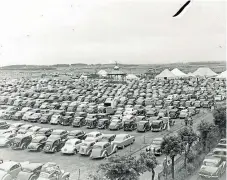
xmin=0 ymin=78 xmax=225 ymax=134
xmin=0 ymin=122 xmax=135 ymax=159
xmin=199 ymin=138 xmax=226 ymax=179
xmin=0 ymin=160 xmax=70 ymax=180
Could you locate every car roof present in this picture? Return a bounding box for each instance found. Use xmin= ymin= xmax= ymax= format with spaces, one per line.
xmin=21 ymin=162 xmax=43 ymax=171
xmin=95 ymin=141 xmax=108 ymax=146
xmin=0 ymin=161 xmax=19 ymax=171
xmin=87 ymin=131 xmax=100 ymax=135
xmin=115 ymin=134 xmax=128 ymax=138
xmin=66 ymin=138 xmax=81 ymax=143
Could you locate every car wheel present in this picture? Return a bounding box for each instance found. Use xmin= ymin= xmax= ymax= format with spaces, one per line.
xmin=64 ymin=176 xmax=70 ymax=180
xmin=21 ymin=143 xmax=26 ymax=150
xmin=53 ymin=148 xmax=57 ymax=153
xmin=88 ymin=150 xmax=92 ymax=156
xmin=37 ymin=146 xmax=42 ymax=152
xmin=74 ymin=149 xmax=78 ymax=154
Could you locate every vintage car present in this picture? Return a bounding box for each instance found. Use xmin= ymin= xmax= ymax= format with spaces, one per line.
xmin=0 ymin=132 xmax=16 ymax=147
xmin=188 ymin=107 xmax=196 ymax=116
xmin=150 ymin=119 xmax=164 ymax=132
xmin=112 ymin=134 xmax=135 ymax=149
xmin=123 ymin=108 xmax=137 ymax=116
xmin=0 ymin=161 xmax=22 ymax=180
xmin=37 ymin=162 xmax=70 ymax=180
xmin=0 ymin=122 xmax=9 ymax=130
xmin=100 ymin=134 xmax=116 ymax=143
xmin=28 ymin=113 xmax=42 ymax=123
xmin=203 ymin=101 xmax=212 ymax=108
xmin=51 ymin=130 xmax=68 ymax=140
xmin=146 ymin=137 xmax=163 ymax=155
xmin=22 ymin=112 xmax=34 ymax=121
xmin=19 ymin=124 xmax=33 ymax=131
xmin=11 ymin=134 xmax=32 ymax=150
xmin=16 ymin=162 xmax=43 ymax=180
xmin=211 ymin=148 xmax=227 ymax=161
xmin=43 ymin=137 xmax=66 ymax=153
xmin=169 ymin=109 xmax=180 ymax=119
xmin=199 ymin=156 xmax=226 ymax=179
xmin=134 ymin=105 xmax=145 ymax=115
xmin=27 ymin=135 xmax=47 ymax=152
xmin=78 ymin=141 xmax=96 ymax=156
xmin=90 ymin=141 xmax=118 ymax=159
xmin=85 ymin=132 xmax=103 ymax=142
xmin=59 ymin=116 xmax=73 ymax=126
xmin=36 ymin=128 xmax=53 ymax=137
xmin=61 ymin=138 xmax=83 ymax=154
xmin=72 ymin=117 xmax=86 ymax=127
xmin=97 ymin=119 xmax=110 ymax=129
xmin=97 ymin=113 xmax=109 ymax=120
xmin=179 ymin=109 xmax=189 ymax=119
xmin=39 ymin=113 xmax=53 ymax=124
xmin=194 ymin=101 xmax=202 ymax=108
xmin=109 ymin=119 xmax=123 ymax=130
xmin=123 ymin=118 xmax=137 ymax=131
xmin=50 ymin=114 xmax=62 ymax=125
xmin=86 ymin=114 xmax=98 ymax=129
xmin=157 ymin=109 xmax=167 ymax=118
xmin=136 ymin=116 xmax=150 ymax=132
xmin=2 ymin=110 xmax=17 ymax=120
xmin=68 ymin=130 xmax=87 ymax=140
xmin=214 ymin=95 xmax=224 ymax=101
xmin=146 ymin=108 xmax=158 ymax=117
xmin=12 ymin=107 xmax=31 ymax=120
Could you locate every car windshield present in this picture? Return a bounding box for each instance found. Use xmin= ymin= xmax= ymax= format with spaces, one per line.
xmin=213 ymin=150 xmax=226 ymax=156
xmin=204 ymin=162 xmax=217 ymax=167
xmin=93 ymin=145 xmax=103 ymax=149
xmin=216 ymin=144 xmax=226 ymax=149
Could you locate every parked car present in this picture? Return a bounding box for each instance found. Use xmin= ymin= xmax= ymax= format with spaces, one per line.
xmin=97 ymin=119 xmax=110 ymax=129
xmin=109 ymin=119 xmax=123 ymax=130
xmin=199 ymin=156 xmax=226 ymax=179
xmin=90 ymin=142 xmax=118 ymax=159
xmin=112 ymin=134 xmax=135 ymax=149
xmin=68 ymin=130 xmax=87 ymax=140
xmin=16 ymin=162 xmax=43 ymax=180
xmin=50 ymin=114 xmax=62 ymax=125
xmin=36 ymin=128 xmax=53 ymax=137
xmin=137 ymin=118 xmax=151 ymax=132
xmin=0 ymin=161 xmax=22 ymax=179
xmin=27 ymin=135 xmax=47 ymax=152
xmin=59 ymin=116 xmax=73 ymax=126
xmin=28 ymin=113 xmax=42 ymax=123
xmin=39 ymin=113 xmax=53 ymax=124
xmin=123 ymin=118 xmax=137 ymax=131
xmin=0 ymin=122 xmax=9 ymax=129
xmin=78 ymin=141 xmax=96 ymax=156
xmin=61 ymin=138 xmax=83 ymax=154
xmin=146 ymin=137 xmax=163 ymax=155
xmin=0 ymin=132 xmax=16 ymax=147
xmin=37 ymin=162 xmax=70 ymax=180
xmin=150 ymin=119 xmax=165 ymax=132
xmin=72 ymin=117 xmax=86 ymax=127
xmin=43 ymin=137 xmax=66 ymax=153
xmin=85 ymin=132 xmax=103 ymax=142
xmin=11 ymin=134 xmax=32 ymax=150
xmin=86 ymin=114 xmax=98 ymax=129
xmin=100 ymin=134 xmax=116 ymax=143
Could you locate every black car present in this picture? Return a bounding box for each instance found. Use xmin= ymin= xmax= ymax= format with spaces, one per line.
xmin=43 ymin=137 xmax=66 ymax=153
xmin=68 ymin=130 xmax=87 ymax=140
xmin=36 ymin=128 xmax=53 ymax=137
xmin=169 ymin=109 xmax=180 ymax=119
xmin=39 ymin=113 xmax=53 ymax=124
xmin=72 ymin=117 xmax=86 ymax=127
xmin=97 ymin=119 xmax=110 ymax=129
xmin=0 ymin=122 xmax=9 ymax=129
xmin=124 ymin=119 xmax=137 ymax=131
xmin=137 ymin=120 xmax=150 ymax=132
xmin=59 ymin=116 xmax=73 ymax=126
xmin=86 ymin=118 xmax=98 ymax=129
xmin=27 ymin=135 xmax=47 ymax=151
xmin=11 ymin=134 xmax=32 ymax=150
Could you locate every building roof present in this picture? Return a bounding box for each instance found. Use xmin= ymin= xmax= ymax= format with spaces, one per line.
xmin=107 ymin=66 xmax=126 ymax=75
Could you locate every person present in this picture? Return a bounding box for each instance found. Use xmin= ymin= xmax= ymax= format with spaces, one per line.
xmin=163 ymin=157 xmax=168 ymax=177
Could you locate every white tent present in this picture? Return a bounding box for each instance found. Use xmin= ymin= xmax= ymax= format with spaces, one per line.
xmin=126 ymin=74 xmax=139 ymax=80
xmin=97 ymin=70 xmax=107 ymax=77
xmin=171 ymin=68 xmax=187 ymax=77
xmin=216 ymin=70 xmax=227 ymax=79
xmin=155 ymin=69 xmax=176 ymax=79
xmin=193 ymin=67 xmax=217 ymax=77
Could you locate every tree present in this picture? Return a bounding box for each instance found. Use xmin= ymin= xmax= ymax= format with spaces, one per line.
xmin=90 ymin=153 xmax=158 ymax=180
xmin=178 ymin=127 xmax=198 ymax=168
xmin=197 ymin=120 xmax=220 ymax=152
xmin=97 ymin=155 xmax=144 ymax=180
xmin=161 ymin=135 xmax=183 ymax=180
xmin=213 ymin=106 xmax=226 ymax=137
xmin=138 ymin=152 xmax=158 ymax=180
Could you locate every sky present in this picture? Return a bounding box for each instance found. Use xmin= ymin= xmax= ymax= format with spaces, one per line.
xmin=0 ymin=0 xmax=225 ymax=66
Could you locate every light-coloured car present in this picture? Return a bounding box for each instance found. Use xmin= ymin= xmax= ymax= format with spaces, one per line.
xmin=61 ymin=138 xmax=83 ymax=154
xmin=112 ymin=134 xmax=135 ymax=149
xmin=146 ymin=137 xmax=163 ymax=155
xmin=199 ymin=156 xmax=226 ymax=179
xmin=0 ymin=161 xmax=22 ymax=180
xmin=78 ymin=141 xmax=96 ymax=156
xmin=85 ymin=132 xmax=103 ymax=142
xmin=0 ymin=132 xmax=16 ymax=147
xmin=90 ymin=142 xmax=118 ymax=159
xmin=50 ymin=114 xmax=61 ymax=125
